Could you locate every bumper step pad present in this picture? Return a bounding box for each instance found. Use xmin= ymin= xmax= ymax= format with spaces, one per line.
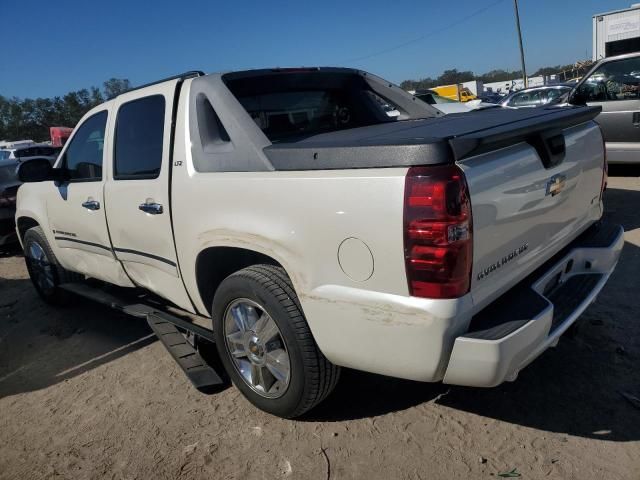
xmin=443 ymin=222 xmax=624 ymax=388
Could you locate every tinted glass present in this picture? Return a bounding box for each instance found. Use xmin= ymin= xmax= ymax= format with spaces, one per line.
xmin=114 ymin=95 xmax=165 ymax=179
xmin=509 ymin=90 xmax=545 ymax=107
xmin=545 ymin=87 xmax=571 ymax=102
xmin=64 ymin=111 xmax=107 ymax=181
xmin=16 ymin=146 xmax=55 ymax=158
xmin=579 ymin=57 xmax=640 ymax=102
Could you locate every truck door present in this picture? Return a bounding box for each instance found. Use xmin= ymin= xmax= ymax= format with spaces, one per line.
xmin=581 ymin=55 xmax=640 ymax=163
xmin=103 ymin=81 xmax=194 ymax=312
xmin=45 ymin=108 xmax=131 ymax=286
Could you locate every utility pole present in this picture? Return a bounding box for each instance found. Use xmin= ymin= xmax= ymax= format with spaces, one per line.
xmin=513 ymin=0 xmax=528 ymax=88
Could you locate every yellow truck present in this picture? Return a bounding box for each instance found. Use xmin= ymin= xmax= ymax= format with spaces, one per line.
xmin=432 ymin=84 xmax=477 ymax=102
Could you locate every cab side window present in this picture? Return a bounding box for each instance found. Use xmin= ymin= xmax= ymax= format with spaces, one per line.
xmin=63 ymin=111 xmax=108 ymax=181
xmin=114 ymin=95 xmax=166 ymax=179
xmin=580 ymin=57 xmax=640 ymax=102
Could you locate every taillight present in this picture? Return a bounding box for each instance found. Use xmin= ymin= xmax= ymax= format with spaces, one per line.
xmin=403 ymin=165 xmax=472 ymax=299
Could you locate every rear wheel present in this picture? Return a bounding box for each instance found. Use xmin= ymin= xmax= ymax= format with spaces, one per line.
xmin=212 ymin=264 xmax=340 ymax=418
xmin=23 ymin=226 xmax=81 ymax=305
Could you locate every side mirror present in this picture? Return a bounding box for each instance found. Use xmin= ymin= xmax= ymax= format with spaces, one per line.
xmin=569 ymin=86 xmax=588 ymax=106
xmin=18 ymin=158 xmax=56 ymax=182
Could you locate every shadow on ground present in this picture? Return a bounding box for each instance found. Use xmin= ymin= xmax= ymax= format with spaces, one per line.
xmin=0 ymin=277 xmax=156 ymax=399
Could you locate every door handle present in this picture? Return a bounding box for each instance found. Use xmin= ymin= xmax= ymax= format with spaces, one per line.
xmin=81 ymin=199 xmax=100 ymax=210
xmin=138 ymin=202 xmax=163 ymax=215
xmin=633 ymin=112 xmax=640 ymax=127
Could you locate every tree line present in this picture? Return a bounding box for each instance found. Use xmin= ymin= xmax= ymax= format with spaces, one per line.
xmin=2 ymin=63 xmax=590 ymax=143
xmin=0 ymin=78 xmax=131 ymax=143
xmin=400 ymin=63 xmax=582 ymax=91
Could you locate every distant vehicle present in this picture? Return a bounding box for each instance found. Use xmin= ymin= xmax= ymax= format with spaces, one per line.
xmin=476 ymin=92 xmax=504 ymax=104
xmin=500 ymin=85 xmax=573 ymax=108
xmin=415 ymin=90 xmax=498 ymax=114
xmin=567 ymin=52 xmax=640 ymax=164
xmin=0 ymin=144 xmax=59 ymax=245
xmin=414 ymin=89 xmax=458 ymax=105
xmin=50 ymin=127 xmax=73 ymax=147
xmin=0 ymin=143 xmax=60 ymax=163
xmin=0 ymin=139 xmax=35 ymax=149
xmin=431 ymin=84 xmax=477 ymax=102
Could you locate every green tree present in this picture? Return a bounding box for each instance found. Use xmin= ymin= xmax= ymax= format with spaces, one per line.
xmin=0 ymin=79 xmax=129 ymax=142
xmin=103 ymin=78 xmax=131 ymax=99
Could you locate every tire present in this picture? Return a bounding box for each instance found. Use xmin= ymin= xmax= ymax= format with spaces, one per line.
xmin=23 ymin=226 xmax=82 ymax=305
xmin=212 ymin=264 xmax=340 ymax=418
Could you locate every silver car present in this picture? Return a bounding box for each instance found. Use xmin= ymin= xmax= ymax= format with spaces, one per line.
xmin=500 ymin=85 xmax=573 ymax=108
xmin=569 ymin=52 xmax=640 ymax=164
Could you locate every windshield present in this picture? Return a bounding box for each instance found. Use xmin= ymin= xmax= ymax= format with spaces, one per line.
xmin=0 ymin=150 xmax=10 ymax=161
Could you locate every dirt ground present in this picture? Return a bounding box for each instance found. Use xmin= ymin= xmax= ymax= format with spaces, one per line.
xmin=0 ymin=172 xmax=639 ymax=480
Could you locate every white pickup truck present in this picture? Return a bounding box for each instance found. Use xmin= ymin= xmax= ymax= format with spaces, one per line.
xmin=15 ymin=68 xmax=622 ymax=418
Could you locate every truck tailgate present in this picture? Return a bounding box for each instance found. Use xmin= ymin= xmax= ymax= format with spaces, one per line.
xmin=458 ymin=121 xmax=605 ymax=311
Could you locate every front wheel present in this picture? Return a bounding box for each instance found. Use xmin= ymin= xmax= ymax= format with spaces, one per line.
xmin=212 ymin=265 xmax=340 ymax=418
xmin=23 ymin=226 xmax=80 ymax=305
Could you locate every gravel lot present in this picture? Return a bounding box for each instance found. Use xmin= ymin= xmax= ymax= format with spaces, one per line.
xmin=0 ymin=172 xmax=639 ymax=480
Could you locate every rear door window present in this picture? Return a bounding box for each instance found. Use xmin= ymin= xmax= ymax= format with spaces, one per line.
xmin=114 ymin=95 xmax=166 ymax=179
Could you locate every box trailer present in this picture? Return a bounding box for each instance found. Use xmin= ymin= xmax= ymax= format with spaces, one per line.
xmin=593 ymin=4 xmax=640 ymax=60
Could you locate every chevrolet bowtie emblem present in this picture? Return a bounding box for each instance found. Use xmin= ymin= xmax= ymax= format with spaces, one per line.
xmin=546 ymin=174 xmax=566 ymax=197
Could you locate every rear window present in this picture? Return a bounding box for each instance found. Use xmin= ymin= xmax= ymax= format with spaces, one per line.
xmin=224 ymin=72 xmax=400 ymax=143
xmin=238 ymin=90 xmax=366 ymax=142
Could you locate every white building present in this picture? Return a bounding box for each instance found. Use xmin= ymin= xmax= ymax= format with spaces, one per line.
xmin=593 ymin=4 xmax=640 ymax=60
xmin=483 ymin=75 xmax=559 ymax=94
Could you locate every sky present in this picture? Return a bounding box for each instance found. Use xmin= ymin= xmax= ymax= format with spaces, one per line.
xmin=1 ymin=0 xmax=634 ymax=98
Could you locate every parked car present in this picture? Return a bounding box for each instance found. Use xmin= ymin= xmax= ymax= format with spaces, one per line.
xmin=1 ymin=143 xmax=60 ymax=163
xmin=415 ymin=90 xmax=498 ymax=114
xmin=500 ymin=85 xmax=573 ymax=108
xmin=567 ymin=52 xmax=640 ymax=164
xmin=16 ymin=68 xmax=619 ymax=418
xmin=476 ymin=92 xmax=504 ymax=104
xmin=0 ymin=145 xmax=59 ymax=246
xmin=414 ymin=89 xmax=458 ymax=105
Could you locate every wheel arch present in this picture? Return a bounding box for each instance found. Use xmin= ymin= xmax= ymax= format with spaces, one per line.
xmin=16 ymin=216 xmax=40 ymax=246
xmin=195 ymin=246 xmax=289 ymax=315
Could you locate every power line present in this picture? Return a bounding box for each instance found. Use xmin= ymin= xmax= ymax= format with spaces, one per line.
xmin=341 ymin=0 xmax=508 ymax=64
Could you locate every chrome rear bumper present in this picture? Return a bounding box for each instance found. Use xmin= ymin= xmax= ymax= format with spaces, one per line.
xmin=443 ymin=222 xmax=624 ymax=387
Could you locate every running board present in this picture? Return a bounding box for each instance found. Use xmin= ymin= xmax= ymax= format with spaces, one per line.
xmin=59 ymin=282 xmax=224 ymax=390
xmin=146 ymin=314 xmax=223 ymax=389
